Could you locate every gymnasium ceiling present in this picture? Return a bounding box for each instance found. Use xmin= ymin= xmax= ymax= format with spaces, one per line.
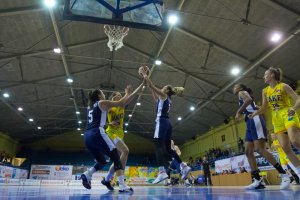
xmin=0 ymin=0 xmax=300 ymax=145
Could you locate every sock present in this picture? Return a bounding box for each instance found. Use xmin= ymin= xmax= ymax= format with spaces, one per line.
xmin=117 ymin=175 xmax=125 ymax=187
xmin=105 ymin=168 xmax=115 ymax=181
xmin=251 ymin=170 xmax=261 ymax=181
xmin=93 ymin=163 xmax=101 ymax=171
xmin=273 ymin=163 xmax=286 ymax=174
xmin=159 ymin=166 xmax=166 ymax=173
xmin=282 ymin=164 xmax=289 ymax=172
xmin=89 ymin=167 xmax=96 ymax=174
xmin=180 ymin=162 xmax=186 ymax=170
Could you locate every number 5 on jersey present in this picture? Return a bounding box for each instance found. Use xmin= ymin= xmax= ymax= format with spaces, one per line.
xmin=88 ymin=110 xmax=93 ymax=123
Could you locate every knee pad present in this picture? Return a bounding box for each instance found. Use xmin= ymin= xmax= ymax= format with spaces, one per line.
xmin=110 ymin=149 xmax=123 ymax=171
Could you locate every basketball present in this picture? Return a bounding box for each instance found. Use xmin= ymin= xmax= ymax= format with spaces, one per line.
xmin=138 ymin=66 xmax=150 ymax=77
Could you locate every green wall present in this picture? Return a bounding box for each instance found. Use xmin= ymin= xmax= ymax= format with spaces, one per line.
xmin=0 ymin=132 xmax=18 ymax=157
xmin=24 ymin=131 xmax=155 ymax=154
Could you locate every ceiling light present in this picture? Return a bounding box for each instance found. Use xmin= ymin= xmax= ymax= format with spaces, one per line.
xmin=81 ymin=133 xmax=84 ymax=136
xmin=76 ymin=111 xmax=80 ymax=115
xmin=270 ymin=32 xmax=282 ymax=43
xmin=3 ymin=93 xmax=9 ymax=98
xmin=29 ymin=118 xmax=34 ymax=122
xmin=53 ymin=47 xmax=61 ymax=54
xmin=128 ymin=114 xmax=132 ymax=117
xmin=231 ymin=67 xmax=240 ymax=76
xmin=167 ymin=14 xmax=179 ymax=25
xmin=67 ymin=78 xmax=73 ymax=83
xmin=77 ymin=128 xmax=81 ymax=131
xmin=124 ymin=130 xmax=128 ymax=133
xmin=37 ymin=126 xmax=42 ymax=130
xmin=155 ymin=60 xmax=162 ymax=65
xmin=78 ymin=121 xmax=82 ymax=124
xmin=190 ymin=106 xmax=195 ymax=111
xmin=44 ymin=0 xmax=56 ymax=8
xmin=136 ymin=102 xmax=141 ymax=106
xmin=125 ymin=123 xmax=129 ymax=126
xmin=17 ymin=107 xmax=23 ymax=111
xmin=177 ymin=117 xmax=182 ymax=121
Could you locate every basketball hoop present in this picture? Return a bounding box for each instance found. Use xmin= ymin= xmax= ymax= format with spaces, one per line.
xmin=104 ymin=25 xmax=129 ymax=51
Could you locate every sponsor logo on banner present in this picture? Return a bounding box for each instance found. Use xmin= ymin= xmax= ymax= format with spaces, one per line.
xmin=215 ymin=158 xmax=231 ymax=173
xmin=30 ymin=165 xmax=73 ymax=180
xmin=215 ymin=151 xmax=280 ymax=172
xmin=129 ymin=177 xmax=148 ymax=185
xmin=255 ymin=152 xmax=279 ymax=170
xmin=0 ymin=178 xmax=20 ymax=185
xmin=41 ymin=180 xmax=65 ymax=186
xmin=230 ymin=155 xmax=251 ymax=172
xmin=91 ymin=180 xmax=102 ymax=186
xmin=24 ymin=179 xmax=41 ymax=186
xmin=69 ymin=180 xmax=82 ymax=186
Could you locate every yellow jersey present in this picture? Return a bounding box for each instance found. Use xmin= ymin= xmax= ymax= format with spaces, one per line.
xmin=106 ymin=106 xmax=125 ymax=133
xmin=264 ymin=82 xmax=291 ymax=111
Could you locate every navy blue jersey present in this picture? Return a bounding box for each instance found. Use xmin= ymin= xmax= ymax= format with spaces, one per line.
xmin=239 ymin=97 xmax=258 ymax=120
xmin=86 ymin=101 xmax=107 ymax=130
xmin=156 ymin=97 xmax=171 ymax=119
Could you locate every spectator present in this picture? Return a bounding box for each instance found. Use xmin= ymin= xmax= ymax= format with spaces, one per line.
xmin=238 ymin=137 xmax=245 ymax=153
xmin=239 ymin=167 xmax=247 ymax=173
xmin=188 ymin=156 xmax=194 ymax=167
xmin=202 ymin=156 xmax=212 ymax=186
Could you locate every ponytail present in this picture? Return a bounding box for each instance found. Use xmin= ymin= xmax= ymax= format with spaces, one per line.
xmin=268 ymin=67 xmax=282 ymax=82
xmin=166 ymin=85 xmax=184 ymax=97
xmin=173 ymin=87 xmax=184 ymax=97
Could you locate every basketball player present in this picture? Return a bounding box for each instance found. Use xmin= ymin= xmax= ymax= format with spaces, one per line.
xmin=102 ymin=82 xmax=145 ymax=190
xmin=271 ymin=133 xmax=299 ymax=180
xmin=233 ymin=84 xmax=290 ymax=189
xmin=140 ymin=67 xmax=191 ymax=184
xmin=250 ymin=67 xmax=300 ymax=186
xmin=80 ymin=85 xmax=139 ymax=192
xmin=165 ymin=140 xmax=182 ymax=186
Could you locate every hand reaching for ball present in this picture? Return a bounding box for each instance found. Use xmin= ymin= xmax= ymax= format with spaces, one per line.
xmin=138 ymin=66 xmax=150 ymax=78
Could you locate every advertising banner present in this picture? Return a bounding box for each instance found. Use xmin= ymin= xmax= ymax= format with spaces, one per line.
xmin=230 ymin=155 xmax=251 ymax=172
xmin=215 ymin=151 xmax=280 ymax=172
xmin=30 ymin=165 xmax=72 ymax=180
xmin=215 ymin=158 xmax=231 ymax=173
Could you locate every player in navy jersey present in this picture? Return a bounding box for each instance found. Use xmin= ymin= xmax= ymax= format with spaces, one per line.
xmin=140 ymin=68 xmax=191 ymax=184
xmin=81 ymin=85 xmax=136 ymax=193
xmin=233 ymin=84 xmax=289 ymax=190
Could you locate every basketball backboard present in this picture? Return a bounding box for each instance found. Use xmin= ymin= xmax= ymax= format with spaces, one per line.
xmin=63 ymin=0 xmax=167 ymax=31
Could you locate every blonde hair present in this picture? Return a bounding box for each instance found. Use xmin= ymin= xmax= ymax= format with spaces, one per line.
xmin=268 ymin=67 xmax=282 ymax=82
xmin=173 ymin=87 xmax=184 ymax=97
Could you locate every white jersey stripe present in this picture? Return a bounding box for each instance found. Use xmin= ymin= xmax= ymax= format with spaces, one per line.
xmin=253 ymin=116 xmax=265 ymax=139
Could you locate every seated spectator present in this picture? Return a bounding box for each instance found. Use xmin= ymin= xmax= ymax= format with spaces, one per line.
xmin=239 ymin=167 xmax=247 ymax=173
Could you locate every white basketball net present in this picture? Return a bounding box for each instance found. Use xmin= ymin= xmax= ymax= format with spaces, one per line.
xmin=104 ymin=25 xmax=129 ymax=51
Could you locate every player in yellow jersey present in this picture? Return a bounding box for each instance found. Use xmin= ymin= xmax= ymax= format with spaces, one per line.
xmin=250 ymin=67 xmax=300 ymax=188
xmin=101 ymin=81 xmax=145 ymax=190
xmin=271 ymin=133 xmax=299 ymax=176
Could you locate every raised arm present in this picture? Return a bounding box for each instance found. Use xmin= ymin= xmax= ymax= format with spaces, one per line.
xmin=150 ymin=88 xmax=158 ymax=101
xmin=283 ymin=83 xmax=300 ymax=116
xmin=145 ymin=76 xmax=167 ymax=100
xmin=99 ymin=86 xmax=131 ymax=111
xmin=124 ymin=81 xmax=145 ymax=106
